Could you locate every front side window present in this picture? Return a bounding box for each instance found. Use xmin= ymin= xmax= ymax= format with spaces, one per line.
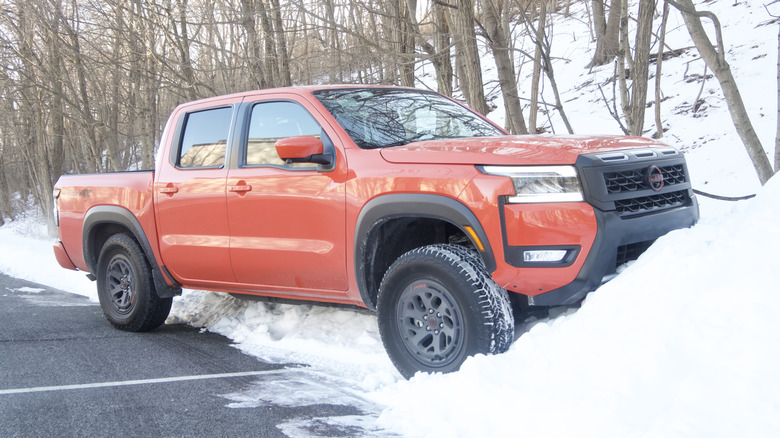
xmin=245 ymin=101 xmax=324 ymax=167
xmin=178 ymin=107 xmax=232 ymax=168
xmin=312 ymin=88 xmax=505 ymax=149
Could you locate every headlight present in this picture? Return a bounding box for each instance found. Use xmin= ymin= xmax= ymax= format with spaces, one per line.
xmin=481 ymin=165 xmax=583 ymax=203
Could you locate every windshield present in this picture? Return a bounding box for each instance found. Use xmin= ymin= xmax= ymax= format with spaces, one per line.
xmin=312 ymin=88 xmax=505 ymax=149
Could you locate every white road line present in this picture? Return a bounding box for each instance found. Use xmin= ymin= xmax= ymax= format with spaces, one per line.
xmin=0 ymin=369 xmax=288 ymax=395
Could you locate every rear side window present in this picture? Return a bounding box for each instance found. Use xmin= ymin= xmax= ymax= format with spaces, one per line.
xmin=178 ymin=107 xmax=233 ymax=168
xmin=245 ymin=101 xmax=323 ymax=167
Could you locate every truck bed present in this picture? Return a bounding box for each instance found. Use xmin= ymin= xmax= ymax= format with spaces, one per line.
xmin=55 ymin=171 xmax=156 ymax=273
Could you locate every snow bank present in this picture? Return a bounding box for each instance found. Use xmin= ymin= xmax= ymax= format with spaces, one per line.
xmin=0 ymin=213 xmax=96 ymax=300
xmin=374 ymin=174 xmax=780 ymax=437
xmin=168 ymin=291 xmax=399 ymax=388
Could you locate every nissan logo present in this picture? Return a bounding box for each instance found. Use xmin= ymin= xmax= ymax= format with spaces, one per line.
xmin=646 ymin=166 xmax=664 ymax=191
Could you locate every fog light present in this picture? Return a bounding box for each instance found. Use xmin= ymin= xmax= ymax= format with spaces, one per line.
xmin=523 ymin=250 xmax=568 ymax=263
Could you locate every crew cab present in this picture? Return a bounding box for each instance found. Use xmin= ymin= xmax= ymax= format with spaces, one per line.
xmin=53 ymin=86 xmax=699 ymax=378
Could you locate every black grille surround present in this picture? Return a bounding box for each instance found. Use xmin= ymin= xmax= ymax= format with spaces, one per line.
xmin=577 ymin=148 xmax=694 ymax=218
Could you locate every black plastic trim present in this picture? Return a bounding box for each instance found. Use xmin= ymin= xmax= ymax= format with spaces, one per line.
xmin=354 ymin=194 xmax=494 ymax=310
xmin=82 ymin=206 xmax=182 ymax=299
xmin=504 ymin=245 xmax=581 ymax=268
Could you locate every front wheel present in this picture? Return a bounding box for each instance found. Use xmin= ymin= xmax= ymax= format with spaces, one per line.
xmin=96 ymin=234 xmax=172 ymax=332
xmin=377 ymin=244 xmax=515 ymax=378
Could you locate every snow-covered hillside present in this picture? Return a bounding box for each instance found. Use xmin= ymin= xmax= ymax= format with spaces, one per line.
xmin=2 ymin=0 xmax=779 ymax=436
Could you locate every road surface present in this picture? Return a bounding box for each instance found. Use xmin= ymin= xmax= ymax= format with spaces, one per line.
xmin=0 ymin=272 xmax=373 ymax=437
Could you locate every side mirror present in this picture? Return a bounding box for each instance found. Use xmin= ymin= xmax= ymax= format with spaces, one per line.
xmin=275 ymin=136 xmax=332 ymax=165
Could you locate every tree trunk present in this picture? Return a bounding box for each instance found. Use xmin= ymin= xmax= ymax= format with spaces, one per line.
xmin=405 ymin=0 xmax=453 ymax=95
xmin=671 ymin=0 xmax=774 ymax=184
xmin=589 ymin=0 xmax=621 ymax=67
xmin=447 ymin=0 xmax=490 ymax=115
xmin=324 ymin=0 xmax=343 ymax=82
xmin=529 ymin=0 xmax=548 ymax=134
xmin=241 ymin=0 xmax=267 ymax=89
xmin=542 ymin=46 xmax=575 ymax=134
xmin=397 ymin=0 xmax=415 ymax=87
xmin=48 ymin=3 xmax=65 ymax=180
xmin=654 ymin=1 xmax=670 ymax=139
xmin=270 ymin=0 xmax=292 ymax=87
xmin=628 ymin=0 xmax=654 ymax=136
xmin=258 ymin=0 xmax=279 ymax=87
xmin=174 ymin=0 xmax=198 ymax=100
xmin=617 ymin=0 xmax=632 ymax=131
xmin=434 ymin=2 xmax=453 ymax=96
xmin=484 ymin=0 xmax=528 ymax=134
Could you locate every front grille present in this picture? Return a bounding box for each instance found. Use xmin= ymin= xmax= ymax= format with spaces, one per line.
xmin=578 ymin=148 xmax=694 ymax=217
xmin=660 ymin=164 xmax=686 ymax=185
xmin=604 ymin=164 xmax=686 ymax=194
xmin=615 ymin=190 xmax=689 ymax=214
xmin=616 ymin=240 xmax=654 ymax=268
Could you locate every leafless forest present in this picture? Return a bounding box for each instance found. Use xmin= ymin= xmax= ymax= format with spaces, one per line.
xmin=0 ymin=0 xmax=775 ymax=230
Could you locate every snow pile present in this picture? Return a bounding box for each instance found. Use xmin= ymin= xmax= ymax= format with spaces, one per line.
xmin=0 ymin=212 xmax=96 ymax=300
xmin=168 ymin=292 xmax=399 ymax=388
xmin=374 ymin=173 xmax=780 ymax=437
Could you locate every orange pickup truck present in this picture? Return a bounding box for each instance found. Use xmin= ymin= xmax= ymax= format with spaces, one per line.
xmin=53 ymin=85 xmax=698 ymax=377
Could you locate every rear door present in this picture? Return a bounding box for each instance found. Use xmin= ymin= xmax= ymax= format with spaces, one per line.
xmin=155 ymin=101 xmax=236 ymax=285
xmin=226 ymin=96 xmax=348 ymax=296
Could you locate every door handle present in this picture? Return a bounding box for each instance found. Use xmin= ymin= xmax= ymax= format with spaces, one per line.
xmin=228 ymin=183 xmax=252 ymax=193
xmin=159 ymin=184 xmax=178 ymax=195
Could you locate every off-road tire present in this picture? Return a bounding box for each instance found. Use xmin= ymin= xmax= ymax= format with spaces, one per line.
xmin=96 ymin=233 xmax=172 ymax=332
xmin=377 ymin=244 xmax=515 ymax=378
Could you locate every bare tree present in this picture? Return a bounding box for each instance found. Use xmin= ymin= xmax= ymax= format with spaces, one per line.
xmin=269 ymin=0 xmax=292 ymax=87
xmin=528 ymin=0 xmax=548 ymax=134
xmin=669 ymin=0 xmax=775 ymax=184
xmin=653 ymin=1 xmax=670 ymax=139
xmin=616 ymin=0 xmax=654 ymax=136
xmin=447 ymin=0 xmax=490 ymax=115
xmin=482 ymin=0 xmax=528 ymax=133
xmin=517 ymin=0 xmax=574 ymax=134
xmin=404 ymin=0 xmax=453 ymax=95
xmin=589 ymin=0 xmax=621 ymax=67
xmin=629 ymin=0 xmax=654 ymax=136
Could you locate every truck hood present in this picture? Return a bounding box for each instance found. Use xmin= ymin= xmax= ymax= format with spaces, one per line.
xmin=379 ymin=135 xmax=663 ymax=165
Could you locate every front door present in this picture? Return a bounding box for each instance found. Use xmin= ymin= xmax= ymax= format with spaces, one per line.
xmin=226 ymin=99 xmax=347 ymax=296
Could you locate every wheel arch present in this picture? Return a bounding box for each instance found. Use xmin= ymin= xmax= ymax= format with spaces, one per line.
xmin=354 ymin=194 xmax=495 ymax=311
xmin=83 ymin=206 xmax=181 ymax=298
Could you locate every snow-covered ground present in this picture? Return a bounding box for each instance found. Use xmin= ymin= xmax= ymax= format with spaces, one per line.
xmin=2 ymin=0 xmax=779 ymax=436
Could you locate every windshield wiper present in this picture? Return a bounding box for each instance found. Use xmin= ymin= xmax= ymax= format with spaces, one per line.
xmin=383 ymin=132 xmax=437 ymax=147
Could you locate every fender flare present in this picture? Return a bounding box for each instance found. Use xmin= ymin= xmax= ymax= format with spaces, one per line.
xmin=83 ymin=206 xmax=181 ymax=298
xmin=354 ymin=194 xmax=495 ymax=310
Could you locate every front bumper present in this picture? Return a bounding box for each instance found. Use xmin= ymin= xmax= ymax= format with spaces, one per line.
xmin=527 ymin=198 xmax=699 ymax=306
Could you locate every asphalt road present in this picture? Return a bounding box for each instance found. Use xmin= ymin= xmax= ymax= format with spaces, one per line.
xmin=0 ymin=273 xmax=367 ymax=437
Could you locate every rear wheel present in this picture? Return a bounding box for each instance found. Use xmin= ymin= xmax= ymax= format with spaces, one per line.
xmin=96 ymin=234 xmax=172 ymax=332
xmin=377 ymin=244 xmax=514 ymax=378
